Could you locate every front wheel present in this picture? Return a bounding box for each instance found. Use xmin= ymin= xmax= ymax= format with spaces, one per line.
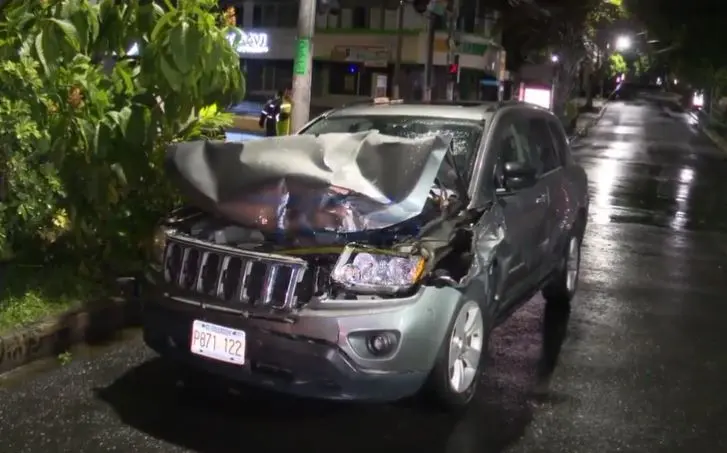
xmin=422 ymin=299 xmax=488 ymax=412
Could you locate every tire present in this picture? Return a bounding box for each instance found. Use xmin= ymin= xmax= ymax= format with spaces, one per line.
xmin=421 ymin=268 xmax=496 ymax=412
xmin=542 ymin=224 xmax=583 ymax=304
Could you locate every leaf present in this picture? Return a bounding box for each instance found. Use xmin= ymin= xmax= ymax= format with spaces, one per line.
xmin=159 ymin=56 xmax=182 ymax=91
xmin=110 ymin=162 xmax=128 ymax=186
xmin=108 ymin=182 xmax=119 ymax=205
xmin=86 ymin=4 xmax=100 ymax=43
xmin=150 ymin=10 xmax=176 ymax=42
xmin=70 ymin=11 xmax=90 ymax=51
xmin=125 ymin=105 xmax=152 ymax=146
xmin=34 ymin=31 xmax=49 ymax=75
xmin=170 ymin=21 xmax=191 ymax=73
xmin=49 ymin=18 xmax=81 ymax=51
xmin=112 ymin=60 xmax=135 ymax=94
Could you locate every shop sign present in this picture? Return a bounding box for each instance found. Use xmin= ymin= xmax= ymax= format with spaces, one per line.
xmin=331 ymin=46 xmax=389 ymax=67
xmin=226 ymin=28 xmax=269 ymax=54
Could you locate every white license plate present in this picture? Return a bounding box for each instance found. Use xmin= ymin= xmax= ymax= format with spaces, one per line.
xmin=190 ymin=320 xmax=246 ymax=365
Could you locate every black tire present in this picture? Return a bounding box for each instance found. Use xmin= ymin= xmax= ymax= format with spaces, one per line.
xmin=543 ymin=222 xmax=583 ymax=304
xmin=421 ymin=267 xmax=497 ymax=412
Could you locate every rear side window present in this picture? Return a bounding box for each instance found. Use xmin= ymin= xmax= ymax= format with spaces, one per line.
xmin=527 ymin=117 xmax=560 ymax=172
xmin=547 ymin=120 xmax=571 ymax=166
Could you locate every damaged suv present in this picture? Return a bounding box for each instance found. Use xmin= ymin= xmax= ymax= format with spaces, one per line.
xmin=142 ymin=99 xmax=589 ymax=410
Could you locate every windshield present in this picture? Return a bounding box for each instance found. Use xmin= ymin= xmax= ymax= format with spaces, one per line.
xmin=299 ymin=115 xmax=483 ymax=178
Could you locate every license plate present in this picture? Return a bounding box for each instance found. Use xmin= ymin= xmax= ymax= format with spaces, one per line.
xmin=190 ymin=320 xmax=246 ymax=365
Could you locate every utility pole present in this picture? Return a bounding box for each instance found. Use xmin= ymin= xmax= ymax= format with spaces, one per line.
xmin=290 ymin=0 xmax=317 ymax=133
xmin=392 ymin=0 xmax=405 ymax=99
xmin=423 ymin=15 xmax=436 ymax=101
xmin=445 ymin=0 xmax=460 ymax=100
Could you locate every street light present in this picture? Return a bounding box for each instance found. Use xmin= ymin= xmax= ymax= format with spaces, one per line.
xmin=615 ymin=35 xmax=631 ymax=51
xmin=551 ymin=54 xmax=559 ymax=63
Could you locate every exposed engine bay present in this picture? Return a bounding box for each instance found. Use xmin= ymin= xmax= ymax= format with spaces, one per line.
xmin=159 ymin=132 xmax=489 ymax=309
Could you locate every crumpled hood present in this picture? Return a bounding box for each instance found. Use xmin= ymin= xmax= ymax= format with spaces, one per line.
xmin=164 ymin=131 xmax=454 ymax=234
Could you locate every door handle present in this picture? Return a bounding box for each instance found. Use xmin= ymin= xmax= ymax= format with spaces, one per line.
xmin=535 ymin=193 xmax=548 ymax=204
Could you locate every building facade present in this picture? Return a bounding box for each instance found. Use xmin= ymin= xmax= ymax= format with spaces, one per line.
xmin=226 ymin=0 xmax=507 ymax=109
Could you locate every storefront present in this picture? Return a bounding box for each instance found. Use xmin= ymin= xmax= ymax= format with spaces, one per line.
xmin=226 ymin=26 xmax=506 ymax=106
xmin=226 ymin=27 xmax=299 ymax=98
xmin=428 ymin=33 xmax=506 ymax=100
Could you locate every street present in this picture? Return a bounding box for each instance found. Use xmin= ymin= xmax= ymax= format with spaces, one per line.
xmin=2 ymin=99 xmax=727 ymax=452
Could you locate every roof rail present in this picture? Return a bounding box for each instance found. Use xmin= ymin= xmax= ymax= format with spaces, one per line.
xmin=405 ymin=100 xmax=492 ymax=107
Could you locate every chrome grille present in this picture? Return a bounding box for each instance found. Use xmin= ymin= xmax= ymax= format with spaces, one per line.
xmin=163 ymin=237 xmax=307 ymax=310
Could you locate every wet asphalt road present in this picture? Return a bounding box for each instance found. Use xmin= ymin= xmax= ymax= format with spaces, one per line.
xmin=2 ymin=99 xmax=727 ymax=453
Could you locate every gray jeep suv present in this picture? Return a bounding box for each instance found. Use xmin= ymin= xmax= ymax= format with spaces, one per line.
xmin=142 ymin=99 xmax=589 ymax=411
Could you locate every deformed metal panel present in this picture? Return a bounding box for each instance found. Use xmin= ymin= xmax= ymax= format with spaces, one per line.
xmin=165 ymin=131 xmax=454 ymax=234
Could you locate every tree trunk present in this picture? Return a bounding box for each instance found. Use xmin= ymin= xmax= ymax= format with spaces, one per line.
xmin=584 ymin=59 xmax=594 ymax=110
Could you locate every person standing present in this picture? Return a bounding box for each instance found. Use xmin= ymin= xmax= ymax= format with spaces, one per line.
xmin=259 ymin=90 xmax=283 ymax=137
xmin=276 ymin=88 xmax=293 ymax=136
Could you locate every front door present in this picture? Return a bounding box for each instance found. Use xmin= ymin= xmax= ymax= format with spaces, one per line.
xmin=526 ymin=114 xmax=565 ymax=280
xmin=492 ymin=114 xmax=550 ymax=309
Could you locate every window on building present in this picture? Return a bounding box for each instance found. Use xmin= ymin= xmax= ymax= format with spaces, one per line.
xmin=328 ymin=64 xmax=377 ymax=96
xmin=329 ymin=63 xmax=360 ymax=95
xmin=312 ymin=62 xmax=324 ymax=96
xmin=242 ymin=60 xmax=294 ymax=93
xmin=245 ymin=59 xmax=264 ymax=92
xmin=278 ymin=3 xmax=297 ymax=27
xmin=352 ymin=7 xmax=367 ymax=28
xmin=252 ymin=5 xmax=262 ymax=27
xmin=263 ymin=65 xmax=276 ymax=91
xmin=262 ymin=4 xmax=276 ymax=26
xmin=273 ymin=61 xmax=293 ymax=90
xmin=461 ymin=0 xmax=475 ymax=33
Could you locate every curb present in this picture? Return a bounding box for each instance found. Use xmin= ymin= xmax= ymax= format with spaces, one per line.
xmin=688 ymin=111 xmax=727 ymax=153
xmin=0 ymin=279 xmax=141 ymax=376
xmin=569 ymin=102 xmax=609 ymax=143
xmin=702 ymin=127 xmax=727 ymax=153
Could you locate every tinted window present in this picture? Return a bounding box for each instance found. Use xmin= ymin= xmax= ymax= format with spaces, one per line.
xmin=547 ymin=120 xmax=570 ymax=166
xmin=527 ymin=117 xmax=560 ymax=172
xmin=300 ymin=115 xmax=483 ymax=177
xmin=492 ymin=114 xmax=538 ymax=192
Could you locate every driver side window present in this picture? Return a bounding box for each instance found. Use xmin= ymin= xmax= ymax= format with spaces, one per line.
xmin=493 ymin=115 xmax=537 ymax=191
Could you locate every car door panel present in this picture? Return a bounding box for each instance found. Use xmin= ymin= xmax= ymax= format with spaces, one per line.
xmin=489 ymin=114 xmax=549 ymax=312
xmin=497 ymin=189 xmax=548 ymax=306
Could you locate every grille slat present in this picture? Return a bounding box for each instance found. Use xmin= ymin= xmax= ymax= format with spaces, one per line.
xmin=163 ymin=239 xmax=306 ymax=311
xmin=238 ymin=260 xmax=253 ymax=302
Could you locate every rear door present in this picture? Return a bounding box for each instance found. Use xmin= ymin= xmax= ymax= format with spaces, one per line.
xmin=491 ymin=112 xmax=550 ymax=308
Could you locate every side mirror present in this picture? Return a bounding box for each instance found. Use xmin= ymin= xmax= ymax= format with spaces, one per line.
xmin=503 ymin=161 xmax=537 ymax=191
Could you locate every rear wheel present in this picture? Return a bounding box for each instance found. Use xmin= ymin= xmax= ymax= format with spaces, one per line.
xmin=422 ymin=299 xmax=488 ymax=412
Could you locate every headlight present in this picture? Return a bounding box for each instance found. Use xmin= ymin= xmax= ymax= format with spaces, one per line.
xmin=331 ymin=245 xmax=425 ymax=294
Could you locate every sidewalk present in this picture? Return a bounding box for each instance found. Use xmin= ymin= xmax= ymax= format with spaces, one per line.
xmin=228 ymin=102 xmax=330 ymax=135
xmin=565 ymin=98 xmax=607 ymax=140
xmin=691 ymin=109 xmax=727 ymax=152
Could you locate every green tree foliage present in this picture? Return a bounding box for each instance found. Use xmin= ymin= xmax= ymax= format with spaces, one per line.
xmin=0 ymin=0 xmax=244 ymax=273
xmin=497 ymin=0 xmax=623 ymax=71
xmin=632 ymin=53 xmax=650 ymax=76
xmin=624 ymin=0 xmax=727 ymax=89
xmin=608 ymin=52 xmax=627 ymax=76
xmin=494 ymin=0 xmax=626 ymax=115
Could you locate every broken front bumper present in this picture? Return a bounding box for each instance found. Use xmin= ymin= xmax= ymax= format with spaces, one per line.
xmin=142 ymin=283 xmax=462 ymax=402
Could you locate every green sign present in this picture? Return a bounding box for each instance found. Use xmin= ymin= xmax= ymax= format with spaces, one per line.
xmin=459 ymin=42 xmax=489 ymax=55
xmin=294 ymin=38 xmax=310 ymax=75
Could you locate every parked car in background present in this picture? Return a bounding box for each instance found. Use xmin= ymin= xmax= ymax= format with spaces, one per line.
xmin=142 ymin=99 xmax=590 ymax=411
